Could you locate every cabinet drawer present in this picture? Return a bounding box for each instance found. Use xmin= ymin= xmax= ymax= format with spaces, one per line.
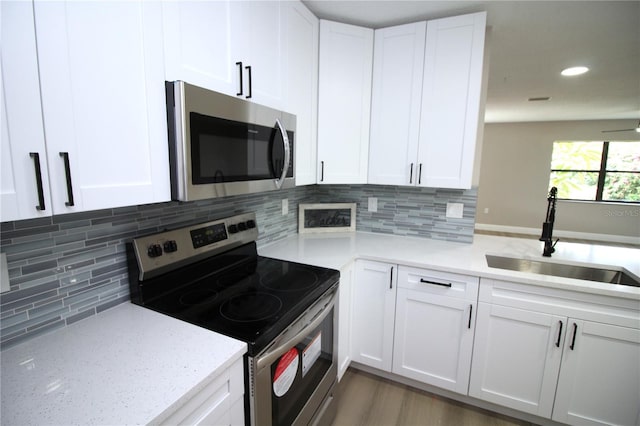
xmin=398 ymin=266 xmax=478 ymax=300
xmin=160 ymin=357 xmax=244 ymax=426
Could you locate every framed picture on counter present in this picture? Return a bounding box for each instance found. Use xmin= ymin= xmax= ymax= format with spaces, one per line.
xmin=298 ymin=203 xmax=356 ymax=234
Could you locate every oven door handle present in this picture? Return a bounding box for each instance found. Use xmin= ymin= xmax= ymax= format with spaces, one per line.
xmin=256 ymin=289 xmax=336 ymax=371
xmin=274 ymin=118 xmax=290 ymax=189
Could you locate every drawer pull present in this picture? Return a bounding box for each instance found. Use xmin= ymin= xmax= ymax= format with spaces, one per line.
xmin=29 ymin=152 xmax=46 ymax=211
xmin=389 ymin=266 xmax=394 ymax=289
xmin=468 ymin=304 xmax=473 ymax=329
xmin=570 ymin=322 xmax=578 ymax=350
xmin=419 ymin=278 xmax=452 ymax=288
xmin=556 ymin=320 xmax=563 ymax=348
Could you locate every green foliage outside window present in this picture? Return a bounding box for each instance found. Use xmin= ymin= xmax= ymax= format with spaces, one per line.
xmin=548 ymin=141 xmax=640 ymax=203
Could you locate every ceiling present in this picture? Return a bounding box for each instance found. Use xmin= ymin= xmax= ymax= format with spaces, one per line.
xmin=301 ymin=0 xmax=640 ymax=124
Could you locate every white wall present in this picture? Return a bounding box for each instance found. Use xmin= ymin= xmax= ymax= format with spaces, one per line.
xmin=476 ymin=119 xmax=640 ymax=242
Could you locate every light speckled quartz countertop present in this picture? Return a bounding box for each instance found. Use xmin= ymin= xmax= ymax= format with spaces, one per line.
xmin=1 ymin=302 xmax=246 ymax=426
xmin=259 ymin=232 xmax=640 ymax=300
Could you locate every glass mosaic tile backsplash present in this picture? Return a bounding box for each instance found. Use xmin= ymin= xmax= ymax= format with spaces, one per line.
xmin=0 ymin=185 xmax=476 ymax=349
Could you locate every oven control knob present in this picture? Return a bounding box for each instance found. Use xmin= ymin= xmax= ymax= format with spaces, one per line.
xmin=228 ymin=224 xmax=238 ymax=234
xmin=163 ymin=240 xmax=178 ymax=253
xmin=237 ymin=222 xmax=247 ymax=231
xmin=147 ymin=244 xmax=163 ymax=258
xmin=246 ymin=220 xmax=256 ymax=229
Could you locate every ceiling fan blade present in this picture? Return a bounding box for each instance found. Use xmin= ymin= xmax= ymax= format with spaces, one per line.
xmin=601 ymin=128 xmax=636 ymax=133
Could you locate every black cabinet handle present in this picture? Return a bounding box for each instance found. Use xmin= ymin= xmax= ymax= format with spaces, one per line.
xmin=418 ymin=163 xmax=423 ymax=184
xmin=245 ymin=65 xmax=252 ymax=99
xmin=556 ymin=320 xmax=563 ymax=348
xmin=389 ymin=266 xmax=394 ymax=289
xmin=236 ymin=61 xmax=243 ymax=96
xmin=419 ymin=278 xmax=452 ymax=287
xmin=320 ymin=161 xmax=324 ymax=182
xmin=29 ymin=152 xmax=46 ymax=211
xmin=570 ymin=322 xmax=578 ymax=350
xmin=409 ymin=163 xmax=414 ymax=184
xmin=59 ymin=152 xmax=74 ymax=206
xmin=468 ymin=304 xmax=473 ymax=329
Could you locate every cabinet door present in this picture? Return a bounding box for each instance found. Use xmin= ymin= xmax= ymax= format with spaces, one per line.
xmin=0 ymin=1 xmax=52 ymax=221
xmin=285 ymin=1 xmax=318 ymax=186
xmin=317 ymin=21 xmax=373 ymax=184
xmin=417 ymin=12 xmax=486 ymax=189
xmin=553 ymin=320 xmax=640 ymax=426
xmin=393 ymin=288 xmax=475 ymax=394
xmin=469 ymin=302 xmax=565 ymax=418
xmin=234 ymin=1 xmax=287 ymax=110
xmin=162 ymin=0 xmax=239 ymax=96
xmin=352 ymin=260 xmax=396 ymax=371
xmin=34 ymin=1 xmax=170 ymax=213
xmin=368 ymin=22 xmax=425 ymax=186
xmin=337 ymin=262 xmax=354 ymax=381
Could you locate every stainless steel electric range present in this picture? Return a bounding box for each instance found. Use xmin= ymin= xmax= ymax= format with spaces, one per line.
xmin=126 ymin=212 xmax=339 ymax=426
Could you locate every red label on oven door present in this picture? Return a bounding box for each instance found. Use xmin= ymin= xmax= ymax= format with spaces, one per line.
xmin=273 ymin=347 xmax=299 ymax=397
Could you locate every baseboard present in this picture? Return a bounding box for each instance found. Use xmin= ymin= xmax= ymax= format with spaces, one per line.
xmin=474 ymin=223 xmax=639 ymax=246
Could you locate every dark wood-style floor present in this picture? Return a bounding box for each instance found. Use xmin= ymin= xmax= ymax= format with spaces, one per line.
xmin=331 ymin=369 xmax=535 ymax=426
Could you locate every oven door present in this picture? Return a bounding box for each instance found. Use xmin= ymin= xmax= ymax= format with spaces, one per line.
xmin=249 ymin=287 xmax=338 ymax=426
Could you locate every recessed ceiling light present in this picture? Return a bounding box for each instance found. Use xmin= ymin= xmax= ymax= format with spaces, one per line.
xmin=561 ymin=66 xmax=589 ymax=76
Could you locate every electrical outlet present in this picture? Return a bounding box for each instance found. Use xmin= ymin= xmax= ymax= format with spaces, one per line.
xmin=282 ymin=199 xmax=288 ymax=215
xmin=368 ymin=197 xmax=378 ymax=212
xmin=484 ymin=207 xmax=490 ymax=214
xmin=446 ymin=202 xmax=464 ymax=219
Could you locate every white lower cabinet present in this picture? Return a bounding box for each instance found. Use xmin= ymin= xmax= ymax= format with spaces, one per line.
xmin=469 ymin=278 xmax=640 ymax=425
xmin=552 ymin=320 xmax=640 ymax=426
xmin=351 ymin=262 xmax=479 ymax=396
xmin=337 ymin=261 xmax=354 ymax=381
xmin=393 ymin=267 xmax=478 ymax=394
xmin=469 ymin=303 xmax=564 ymax=417
xmin=160 ymin=357 xmax=245 ymax=426
xmin=351 ymin=260 xmax=396 ymax=371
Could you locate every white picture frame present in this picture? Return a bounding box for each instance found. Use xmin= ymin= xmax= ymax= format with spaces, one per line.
xmin=298 ymin=203 xmax=356 ymax=234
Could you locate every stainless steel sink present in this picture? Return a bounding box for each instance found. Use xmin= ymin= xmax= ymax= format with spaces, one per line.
xmin=485 ymin=255 xmax=640 ymax=287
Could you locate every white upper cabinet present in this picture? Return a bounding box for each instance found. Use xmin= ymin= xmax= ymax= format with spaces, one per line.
xmin=368 ymin=12 xmax=486 ymax=189
xmin=162 ymin=1 xmax=238 ymax=96
xmin=317 ymin=20 xmax=373 ymax=184
xmin=34 ymin=1 xmax=170 ymax=214
xmin=368 ymin=22 xmax=426 ymax=186
xmin=417 ymin=12 xmax=486 ymax=189
xmin=284 ymin=1 xmax=319 ymax=186
xmin=163 ymin=0 xmax=287 ymax=110
xmin=1 ymin=1 xmax=52 ymax=222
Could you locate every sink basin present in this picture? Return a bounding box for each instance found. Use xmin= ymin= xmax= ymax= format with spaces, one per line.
xmin=485 ymin=255 xmax=640 ymax=287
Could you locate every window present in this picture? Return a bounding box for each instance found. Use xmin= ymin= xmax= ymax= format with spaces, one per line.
xmin=548 ymin=141 xmax=640 ymax=203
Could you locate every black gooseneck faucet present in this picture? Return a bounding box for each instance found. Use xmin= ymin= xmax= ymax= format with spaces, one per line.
xmin=540 ymin=187 xmax=559 ymax=257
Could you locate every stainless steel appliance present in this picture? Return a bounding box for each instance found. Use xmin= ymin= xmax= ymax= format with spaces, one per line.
xmin=165 ymin=81 xmax=296 ymax=202
xmin=126 ymin=212 xmax=338 ymax=425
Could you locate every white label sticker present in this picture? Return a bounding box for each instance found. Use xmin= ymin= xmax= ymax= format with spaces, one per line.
xmin=302 ymin=332 xmax=322 ymax=377
xmin=273 ymin=348 xmax=298 ymax=397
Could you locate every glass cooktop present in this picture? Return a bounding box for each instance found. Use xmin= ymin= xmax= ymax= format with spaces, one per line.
xmin=138 ymin=244 xmax=339 ymax=356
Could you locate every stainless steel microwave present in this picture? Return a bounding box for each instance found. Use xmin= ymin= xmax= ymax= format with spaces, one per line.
xmin=165 ymin=81 xmax=295 ymax=202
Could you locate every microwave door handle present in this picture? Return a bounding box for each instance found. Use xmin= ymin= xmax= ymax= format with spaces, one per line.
xmin=274 ymin=118 xmax=290 ymax=189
